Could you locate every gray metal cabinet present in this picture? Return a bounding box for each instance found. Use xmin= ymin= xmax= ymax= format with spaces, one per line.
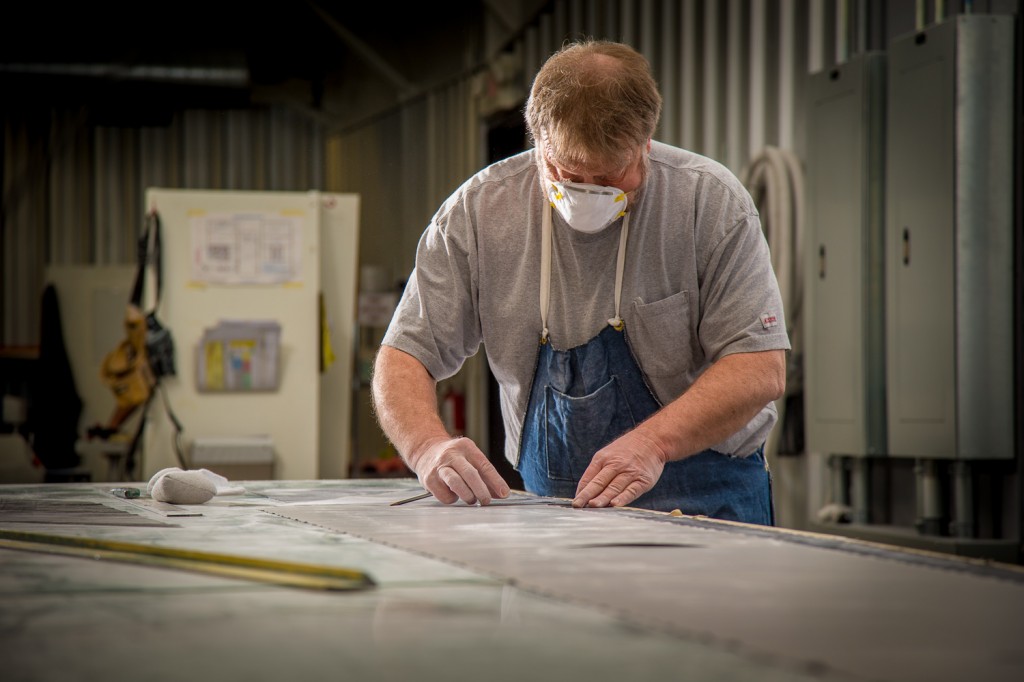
xmin=805 ymin=53 xmax=887 ymax=458
xmin=885 ymin=15 xmax=1015 ymax=461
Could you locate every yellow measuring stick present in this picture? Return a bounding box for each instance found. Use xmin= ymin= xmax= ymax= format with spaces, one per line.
xmin=0 ymin=528 xmax=375 ymax=592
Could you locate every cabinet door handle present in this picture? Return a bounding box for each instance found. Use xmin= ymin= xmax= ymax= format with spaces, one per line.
xmin=902 ymin=227 xmax=911 ymax=265
xmin=819 ymin=245 xmax=826 ymax=279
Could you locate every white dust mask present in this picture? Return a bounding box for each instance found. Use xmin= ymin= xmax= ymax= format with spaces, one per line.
xmin=547 ymin=181 xmax=627 ymax=234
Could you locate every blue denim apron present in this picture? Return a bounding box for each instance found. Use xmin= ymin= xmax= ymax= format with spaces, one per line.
xmin=515 ymin=205 xmax=774 ymax=525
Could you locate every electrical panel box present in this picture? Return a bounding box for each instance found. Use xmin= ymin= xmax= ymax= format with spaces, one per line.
xmin=805 ymin=53 xmax=887 ymax=457
xmin=885 ymin=16 xmax=1015 ymax=460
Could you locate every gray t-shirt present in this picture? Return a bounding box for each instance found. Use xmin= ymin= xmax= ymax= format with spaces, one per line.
xmin=383 ymin=141 xmax=792 ymax=467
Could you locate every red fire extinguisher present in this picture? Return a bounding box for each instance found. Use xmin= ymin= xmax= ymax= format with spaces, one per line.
xmin=441 ymin=386 xmax=465 ymax=436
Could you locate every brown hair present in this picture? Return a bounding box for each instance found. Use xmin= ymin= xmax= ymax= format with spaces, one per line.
xmin=525 ymin=40 xmax=662 ymax=174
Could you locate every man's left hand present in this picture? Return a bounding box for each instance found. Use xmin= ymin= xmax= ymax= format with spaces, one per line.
xmin=573 ymin=430 xmax=667 ymax=508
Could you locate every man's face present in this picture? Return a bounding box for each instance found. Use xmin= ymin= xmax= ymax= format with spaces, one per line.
xmin=536 ymin=139 xmax=650 ymax=202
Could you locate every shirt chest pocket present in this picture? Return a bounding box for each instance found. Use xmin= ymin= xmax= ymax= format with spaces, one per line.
xmin=629 ymin=290 xmax=697 ymax=378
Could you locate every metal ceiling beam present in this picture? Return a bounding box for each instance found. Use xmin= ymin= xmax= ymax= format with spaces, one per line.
xmin=306 ymin=1 xmax=417 ymax=98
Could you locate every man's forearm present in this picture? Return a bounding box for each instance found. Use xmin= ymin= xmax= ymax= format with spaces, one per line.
xmin=371 ymin=345 xmax=451 ymax=469
xmin=633 ymin=349 xmax=786 ymax=462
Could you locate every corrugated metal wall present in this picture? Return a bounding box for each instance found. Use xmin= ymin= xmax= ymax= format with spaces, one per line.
xmin=2 ymin=105 xmax=324 ymax=345
xmin=522 ymin=0 xmax=813 ymax=170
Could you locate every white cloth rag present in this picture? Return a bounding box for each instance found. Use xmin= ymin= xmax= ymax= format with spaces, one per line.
xmin=147 ymin=467 xmax=246 ymax=504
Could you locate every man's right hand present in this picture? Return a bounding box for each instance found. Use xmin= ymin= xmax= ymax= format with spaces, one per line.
xmin=410 ymin=436 xmax=510 ymax=506
xmin=372 ymin=346 xmax=509 ymax=506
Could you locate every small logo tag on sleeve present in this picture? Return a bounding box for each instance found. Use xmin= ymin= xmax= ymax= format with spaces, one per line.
xmin=760 ymin=312 xmax=779 ymax=329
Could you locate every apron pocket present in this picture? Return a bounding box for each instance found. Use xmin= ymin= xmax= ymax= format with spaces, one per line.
xmin=543 ymin=375 xmax=636 ymax=482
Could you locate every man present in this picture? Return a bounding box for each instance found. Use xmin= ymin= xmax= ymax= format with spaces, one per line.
xmin=373 ymin=40 xmax=789 ymax=525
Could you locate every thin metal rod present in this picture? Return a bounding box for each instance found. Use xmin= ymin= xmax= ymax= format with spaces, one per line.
xmin=390 ymin=491 xmax=434 ymax=506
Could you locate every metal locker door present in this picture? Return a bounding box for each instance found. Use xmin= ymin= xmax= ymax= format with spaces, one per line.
xmin=885 ymin=16 xmax=1015 ymax=460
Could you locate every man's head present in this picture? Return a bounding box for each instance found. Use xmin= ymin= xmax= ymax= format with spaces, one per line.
xmin=525 ymin=40 xmax=662 ymax=187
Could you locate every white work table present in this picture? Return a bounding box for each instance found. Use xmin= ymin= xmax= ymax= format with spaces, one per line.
xmin=1 ymin=479 xmax=1022 ymax=682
